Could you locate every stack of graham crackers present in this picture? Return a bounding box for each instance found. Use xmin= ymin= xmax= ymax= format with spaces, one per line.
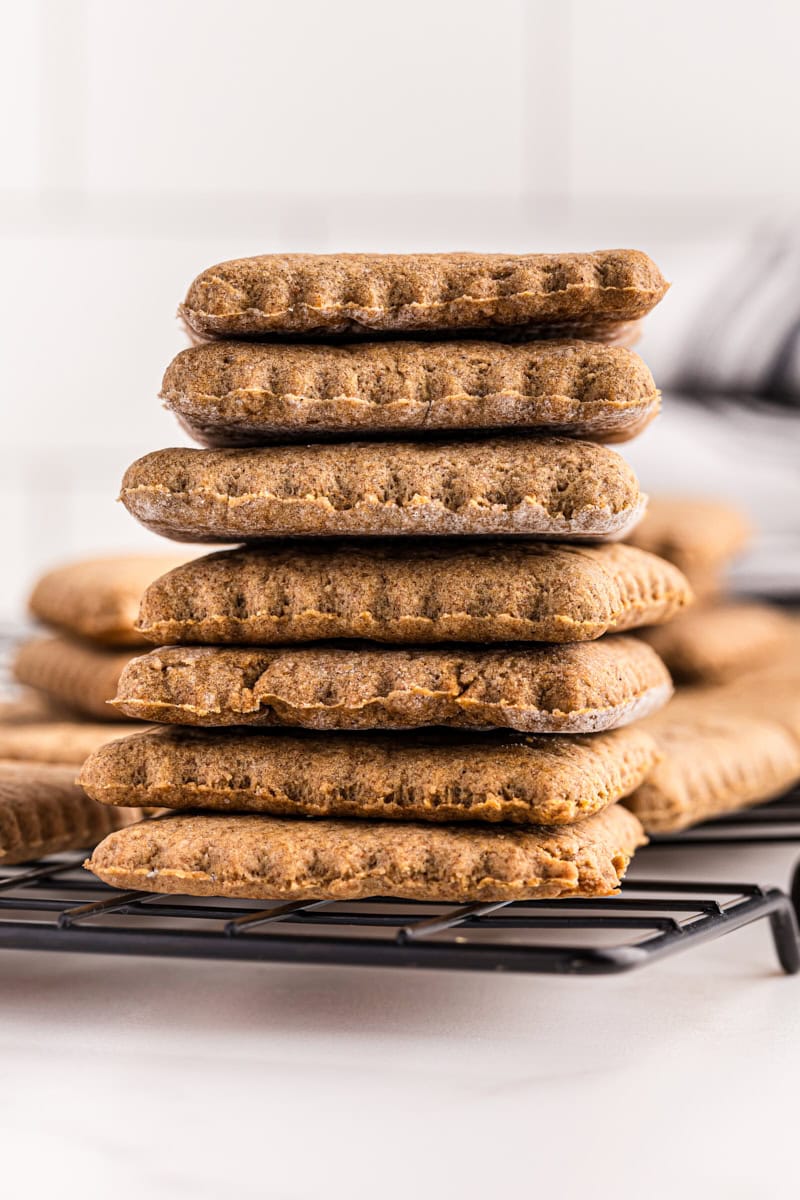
xmin=80 ymin=250 xmax=694 ymax=904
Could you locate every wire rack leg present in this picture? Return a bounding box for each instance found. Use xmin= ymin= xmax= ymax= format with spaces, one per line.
xmin=789 ymin=860 xmax=800 ymax=928
xmin=769 ymin=897 xmax=800 ymax=974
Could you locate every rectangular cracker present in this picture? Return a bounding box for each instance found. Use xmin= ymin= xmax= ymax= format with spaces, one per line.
xmin=136 ymin=542 xmax=692 ymax=646
xmin=179 ymin=250 xmax=668 ymax=342
xmin=639 ymin=602 xmax=790 ymax=683
xmin=626 ymin=686 xmax=800 ymax=833
xmin=0 ymin=761 xmax=138 ymax=866
xmin=112 ymin=638 xmax=672 ymax=733
xmin=80 ymin=724 xmax=660 ymax=827
xmin=0 ymin=720 xmax=131 ymax=765
xmin=29 ymin=555 xmax=190 ymax=647
xmin=162 ymin=340 xmax=660 ymax=445
xmin=120 ymin=439 xmax=645 ymax=541
xmin=85 ymin=803 xmax=647 ymax=902
xmin=627 ymin=497 xmax=751 ymax=573
xmin=13 ymin=636 xmax=138 ymax=722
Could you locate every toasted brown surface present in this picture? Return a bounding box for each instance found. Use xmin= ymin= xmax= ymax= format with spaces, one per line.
xmin=179 ymin=250 xmax=668 ymax=342
xmin=627 ymin=497 xmax=751 ymax=573
xmin=626 ymin=685 xmax=800 ymax=833
xmin=0 ymin=720 xmax=131 ymax=765
xmin=86 ymin=803 xmax=646 ymax=901
xmin=162 ymin=339 xmax=660 ymax=445
xmin=137 ymin=542 xmax=692 ymax=646
xmin=81 ymin=724 xmax=658 ymax=826
xmin=0 ymin=760 xmax=138 ymax=865
xmin=640 ymin=603 xmax=790 ymax=683
xmin=113 ymin=638 xmax=672 ymax=733
xmin=13 ymin=636 xmax=137 ymax=721
xmin=29 ymin=555 xmax=190 ymax=647
xmin=120 ymin=439 xmax=645 ymax=541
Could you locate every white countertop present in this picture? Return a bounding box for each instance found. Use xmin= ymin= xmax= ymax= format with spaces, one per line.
xmin=2 ymin=838 xmax=798 ymax=1200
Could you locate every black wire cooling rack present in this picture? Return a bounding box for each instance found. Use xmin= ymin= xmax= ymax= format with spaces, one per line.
xmin=2 ymin=787 xmax=800 ymax=976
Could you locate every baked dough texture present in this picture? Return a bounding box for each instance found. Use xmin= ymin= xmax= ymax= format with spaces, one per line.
xmin=179 ymin=250 xmax=668 ymax=342
xmin=80 ymin=724 xmax=659 ymax=827
xmin=0 ymin=760 xmax=138 ymax=866
xmin=162 ymin=339 xmax=660 ymax=445
xmin=119 ymin=439 xmax=645 ymax=541
xmin=111 ymin=638 xmax=672 ymax=733
xmin=86 ymin=803 xmax=647 ymax=901
xmin=136 ymin=542 xmax=692 ymax=645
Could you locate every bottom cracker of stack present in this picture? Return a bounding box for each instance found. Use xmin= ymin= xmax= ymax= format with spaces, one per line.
xmin=86 ymin=805 xmax=646 ymax=903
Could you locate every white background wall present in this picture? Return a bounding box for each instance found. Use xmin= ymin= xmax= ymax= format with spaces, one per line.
xmin=2 ymin=0 xmax=799 ymax=617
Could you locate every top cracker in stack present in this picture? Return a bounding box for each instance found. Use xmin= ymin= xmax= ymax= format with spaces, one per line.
xmin=85 ymin=250 xmax=687 ymax=904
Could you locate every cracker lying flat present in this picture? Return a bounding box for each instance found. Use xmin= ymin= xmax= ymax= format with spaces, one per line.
xmin=112 ymin=638 xmax=671 ymax=733
xmin=120 ymin=439 xmax=645 ymax=541
xmin=0 ymin=690 xmax=66 ymax=723
xmin=627 ymin=497 xmax=750 ymax=574
xmin=179 ymin=250 xmax=668 ymax=342
xmin=29 ymin=555 xmax=190 ymax=647
xmin=86 ymin=803 xmax=646 ymax=902
xmin=0 ymin=761 xmax=137 ymax=866
xmin=162 ymin=340 xmax=660 ymax=445
xmin=137 ymin=542 xmax=692 ymax=646
xmin=0 ymin=720 xmax=130 ymax=765
xmin=626 ymin=687 xmax=800 ymax=833
xmin=13 ymin=636 xmax=137 ymax=721
xmin=640 ymin=603 xmax=790 ymax=683
xmin=713 ymin=623 xmax=800 ymax=742
xmin=81 ymin=724 xmax=658 ymax=826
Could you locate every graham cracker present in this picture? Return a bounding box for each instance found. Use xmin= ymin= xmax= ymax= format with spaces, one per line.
xmin=626 ymin=685 xmax=800 ymax=832
xmin=13 ymin=636 xmax=137 ymax=722
xmin=136 ymin=542 xmax=692 ymax=646
xmin=0 ymin=720 xmax=131 ymax=765
xmin=80 ymin=724 xmax=659 ymax=827
xmin=0 ymin=760 xmax=138 ymax=866
xmin=640 ymin=602 xmax=790 ymax=683
xmin=111 ymin=638 xmax=672 ymax=733
xmin=179 ymin=250 xmax=668 ymax=341
xmin=86 ymin=803 xmax=647 ymax=902
xmin=627 ymin=496 xmax=751 ymax=574
xmin=162 ymin=339 xmax=660 ymax=445
xmin=29 ymin=555 xmax=189 ymax=647
xmin=120 ymin=439 xmax=645 ymax=541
